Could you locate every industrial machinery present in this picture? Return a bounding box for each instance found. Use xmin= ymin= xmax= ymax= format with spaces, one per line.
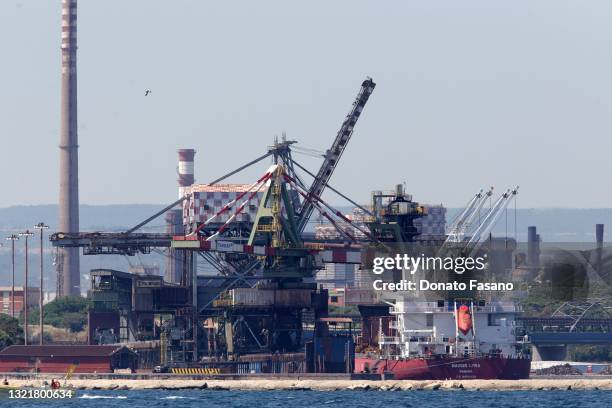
xmin=170 ymin=162 xmax=368 ymax=364
xmin=51 ymin=77 xmax=378 ymax=372
xmin=366 ymin=184 xmax=427 ymax=243
xmin=296 ymin=78 xmax=376 ymax=233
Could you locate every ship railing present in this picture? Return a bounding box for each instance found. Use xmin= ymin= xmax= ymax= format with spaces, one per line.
xmin=390 ymin=304 xmax=521 ymax=314
xmin=379 ymin=336 xmax=400 ymax=345
xmin=406 ymin=336 xmax=445 ymax=344
xmin=476 ymin=304 xmax=522 ymax=313
xmin=408 ymin=337 xmax=434 ymax=343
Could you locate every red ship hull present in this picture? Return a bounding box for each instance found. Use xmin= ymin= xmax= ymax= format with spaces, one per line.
xmin=355 ymin=356 xmax=531 ymax=380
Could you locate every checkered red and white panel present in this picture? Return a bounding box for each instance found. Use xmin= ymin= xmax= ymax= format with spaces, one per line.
xmin=183 ymin=191 xmax=264 ymax=225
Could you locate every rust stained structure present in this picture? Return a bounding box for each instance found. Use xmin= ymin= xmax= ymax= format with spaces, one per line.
xmin=58 ymin=0 xmax=80 ymax=296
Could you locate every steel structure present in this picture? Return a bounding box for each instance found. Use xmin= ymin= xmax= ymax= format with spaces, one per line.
xmin=551 ymin=298 xmax=612 ymax=332
xmin=466 ymin=186 xmax=519 ymax=256
xmin=173 ymin=164 xmax=365 ymax=278
xmin=51 ymin=78 xmax=379 ymax=366
xmin=296 ymin=78 xmax=376 ymax=233
xmin=445 ymin=187 xmax=493 ymax=244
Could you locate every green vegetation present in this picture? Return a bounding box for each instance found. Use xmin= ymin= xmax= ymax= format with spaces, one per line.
xmin=0 ymin=314 xmax=24 ymax=348
xmin=520 ymin=279 xmax=612 ymax=317
xmin=520 ymin=285 xmax=565 ymax=317
xmin=568 ymin=345 xmax=612 ymax=362
xmin=28 ymin=296 xmax=90 ymax=333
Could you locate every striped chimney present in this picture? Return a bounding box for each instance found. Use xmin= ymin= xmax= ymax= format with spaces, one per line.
xmin=166 ymin=149 xmax=195 ymax=284
xmin=58 ymin=0 xmax=80 ymax=297
xmin=177 ymin=149 xmax=195 ymax=198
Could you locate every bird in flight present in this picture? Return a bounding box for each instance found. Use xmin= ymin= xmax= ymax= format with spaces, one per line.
xmin=145 ymin=89 xmax=152 ymax=96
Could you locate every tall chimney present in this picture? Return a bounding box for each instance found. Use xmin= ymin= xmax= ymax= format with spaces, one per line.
xmin=527 ymin=226 xmax=540 ymax=269
xmin=596 ymin=224 xmax=604 ymax=247
xmin=58 ymin=0 xmax=80 ymax=297
xmin=177 ymin=149 xmax=195 ymax=198
xmin=165 ymin=149 xmax=195 ymax=283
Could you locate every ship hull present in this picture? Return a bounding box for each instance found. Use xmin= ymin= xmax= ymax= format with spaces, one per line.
xmin=355 ymin=356 xmax=531 ymax=380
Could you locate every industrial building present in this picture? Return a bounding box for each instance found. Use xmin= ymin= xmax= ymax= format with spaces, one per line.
xmin=0 ymin=286 xmax=40 ymax=317
xmin=0 ymin=345 xmax=137 ymax=373
xmin=315 ymin=263 xmax=356 ymax=289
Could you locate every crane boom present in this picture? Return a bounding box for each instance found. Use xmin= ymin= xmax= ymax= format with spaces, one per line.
xmin=445 ymin=189 xmax=484 ymax=243
xmin=446 ymin=187 xmax=494 ymax=244
xmin=296 ymin=77 xmax=376 ymax=233
xmin=467 ymin=186 xmax=519 ymax=257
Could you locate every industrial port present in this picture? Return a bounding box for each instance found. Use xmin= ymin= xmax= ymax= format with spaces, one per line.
xmin=0 ymin=0 xmax=611 ymax=388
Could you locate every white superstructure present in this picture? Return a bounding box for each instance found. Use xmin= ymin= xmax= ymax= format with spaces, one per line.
xmin=379 ymin=299 xmax=527 ymax=359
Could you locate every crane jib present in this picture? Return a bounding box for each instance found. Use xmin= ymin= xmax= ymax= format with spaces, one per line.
xmin=296 ymin=78 xmax=376 ymax=233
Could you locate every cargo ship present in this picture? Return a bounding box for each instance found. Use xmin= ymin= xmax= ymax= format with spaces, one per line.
xmin=355 ymin=298 xmax=531 ymax=380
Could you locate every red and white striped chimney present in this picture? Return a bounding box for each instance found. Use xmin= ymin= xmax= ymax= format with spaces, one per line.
xmin=177 ymin=149 xmax=195 ymax=198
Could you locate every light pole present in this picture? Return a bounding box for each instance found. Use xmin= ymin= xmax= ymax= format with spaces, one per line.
xmin=5 ymin=235 xmax=19 ymax=318
xmin=0 ymin=243 xmax=3 ymax=314
xmin=19 ymin=230 xmax=34 ymax=345
xmin=34 ymin=223 xmax=49 ymax=345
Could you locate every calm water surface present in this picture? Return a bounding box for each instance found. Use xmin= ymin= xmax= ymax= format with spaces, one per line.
xmin=3 ymin=389 xmax=612 ymax=408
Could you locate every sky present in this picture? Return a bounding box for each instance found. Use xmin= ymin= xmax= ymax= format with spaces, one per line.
xmin=2 ymin=0 xmax=612 ymax=209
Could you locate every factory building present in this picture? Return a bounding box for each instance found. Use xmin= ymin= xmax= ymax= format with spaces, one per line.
xmin=0 ymin=286 xmax=40 ymax=317
xmin=315 ymin=263 xmax=356 ymax=289
xmin=354 ymin=267 xmax=375 ymax=289
xmin=0 ymin=345 xmax=137 ymax=373
xmin=328 ymin=288 xmax=377 ymax=307
xmin=128 ymin=265 xmax=160 ymax=276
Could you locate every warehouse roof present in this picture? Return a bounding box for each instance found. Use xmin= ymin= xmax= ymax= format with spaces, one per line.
xmin=0 ymin=345 xmax=135 ymax=358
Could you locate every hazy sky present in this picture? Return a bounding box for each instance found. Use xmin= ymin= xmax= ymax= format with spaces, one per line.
xmin=2 ymin=0 xmax=612 ymax=209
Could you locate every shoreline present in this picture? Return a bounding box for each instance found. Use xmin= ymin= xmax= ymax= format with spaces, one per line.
xmin=3 ymin=378 xmax=612 ymax=391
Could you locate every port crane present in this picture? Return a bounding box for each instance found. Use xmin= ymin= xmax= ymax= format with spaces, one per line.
xmin=444 ymin=187 xmax=494 ymax=244
xmin=172 ymin=163 xmax=369 ymax=278
xmin=296 ymin=78 xmax=376 ymax=233
xmin=50 ymin=77 xmax=376 ymax=257
xmin=439 ymin=187 xmax=518 ymax=254
xmin=466 ymin=186 xmax=519 ymax=257
xmin=50 ymin=78 xmax=379 ymax=363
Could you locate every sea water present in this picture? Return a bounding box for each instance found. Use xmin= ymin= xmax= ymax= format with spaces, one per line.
xmin=2 ymin=389 xmax=611 ymax=408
